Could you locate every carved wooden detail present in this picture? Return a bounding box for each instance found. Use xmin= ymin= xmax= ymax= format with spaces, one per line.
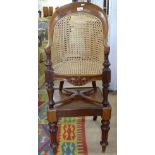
xmin=45 ymin=46 xmax=52 ymax=67
xmin=59 ymin=80 xmax=97 ymax=91
xmin=102 ymin=46 xmax=111 ymax=107
xmin=67 ymin=77 xmax=90 ymax=86
xmin=45 ymin=80 xmax=55 ymax=109
xmin=103 ymin=46 xmax=111 ymax=73
xmin=45 ymin=47 xmax=55 ymax=109
xmin=48 ymin=122 xmax=58 ymax=153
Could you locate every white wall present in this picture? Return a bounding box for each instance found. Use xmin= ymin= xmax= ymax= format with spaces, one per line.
xmin=91 ymin=0 xmax=103 ymax=9
xmin=109 ymin=0 xmax=117 ymax=90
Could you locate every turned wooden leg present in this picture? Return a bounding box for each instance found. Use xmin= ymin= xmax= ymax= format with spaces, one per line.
xmin=102 ymin=82 xmax=110 ymax=107
xmin=45 ymin=46 xmax=55 ymax=109
xmin=46 ymin=80 xmax=55 ymax=109
xmin=100 ymin=43 xmax=111 ymax=152
xmin=101 ymin=70 xmax=111 ymax=152
xmin=100 ymin=106 xmax=111 ymax=152
xmin=48 ymin=121 xmax=58 ymax=154
xmin=59 ymin=81 xmax=64 ymax=91
xmin=100 ymin=119 xmax=110 ymax=152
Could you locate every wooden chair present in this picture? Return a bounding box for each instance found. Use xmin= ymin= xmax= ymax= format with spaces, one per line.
xmin=45 ymin=2 xmax=111 ymax=153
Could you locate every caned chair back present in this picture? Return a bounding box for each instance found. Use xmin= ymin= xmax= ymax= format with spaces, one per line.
xmin=48 ymin=3 xmax=108 ymax=76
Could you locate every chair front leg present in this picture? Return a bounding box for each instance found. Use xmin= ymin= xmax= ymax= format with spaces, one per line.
xmin=102 ymin=82 xmax=110 ymax=107
xmin=100 ymin=78 xmax=111 ymax=152
xmin=45 ymin=46 xmax=55 ymax=109
xmin=46 ymin=80 xmax=55 ymax=109
xmin=100 ymin=107 xmax=111 ymax=152
xmin=48 ymin=121 xmax=58 ymax=153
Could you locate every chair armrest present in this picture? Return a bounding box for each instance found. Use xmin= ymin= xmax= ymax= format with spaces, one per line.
xmin=44 ymin=45 xmax=51 ymax=55
xmin=103 ymin=45 xmax=110 ymax=70
xmin=104 ymin=45 xmax=110 ymax=55
xmin=44 ymin=45 xmax=52 ymax=67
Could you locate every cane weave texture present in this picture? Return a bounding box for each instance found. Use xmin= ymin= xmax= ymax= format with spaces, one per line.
xmin=52 ymin=12 xmax=105 ymax=76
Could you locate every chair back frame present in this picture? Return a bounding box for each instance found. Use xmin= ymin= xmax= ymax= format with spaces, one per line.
xmin=48 ymin=2 xmax=108 ymax=47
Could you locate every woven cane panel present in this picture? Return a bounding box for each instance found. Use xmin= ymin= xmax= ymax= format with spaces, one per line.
xmin=52 ymin=12 xmax=104 ymax=76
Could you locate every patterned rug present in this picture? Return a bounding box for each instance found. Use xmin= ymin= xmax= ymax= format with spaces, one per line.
xmin=38 ymin=101 xmax=88 ymax=155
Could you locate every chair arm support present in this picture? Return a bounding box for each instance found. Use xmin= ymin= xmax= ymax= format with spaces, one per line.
xmin=44 ymin=45 xmax=52 ymax=67
xmin=104 ymin=45 xmax=110 ymax=55
xmin=44 ymin=45 xmax=54 ymax=84
xmin=103 ymin=45 xmax=110 ymax=69
xmin=45 ymin=45 xmax=51 ymax=56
